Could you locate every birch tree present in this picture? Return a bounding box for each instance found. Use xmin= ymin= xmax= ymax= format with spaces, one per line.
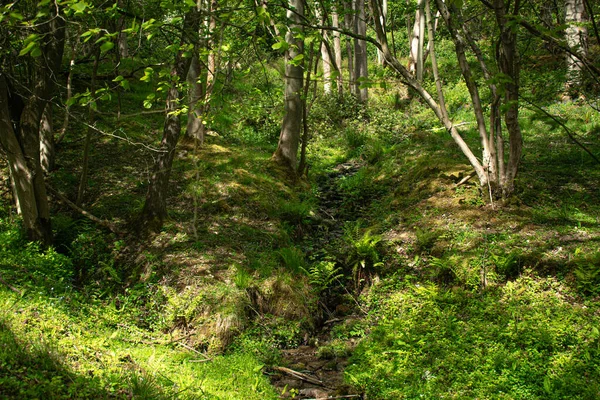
xmin=564 ymin=0 xmax=588 ymax=98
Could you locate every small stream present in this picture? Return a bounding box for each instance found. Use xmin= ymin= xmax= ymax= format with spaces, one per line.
xmin=270 ymin=161 xmax=366 ymax=399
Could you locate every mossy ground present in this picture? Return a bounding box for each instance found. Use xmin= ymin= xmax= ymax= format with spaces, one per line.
xmin=1 ymin=62 xmax=600 ymax=398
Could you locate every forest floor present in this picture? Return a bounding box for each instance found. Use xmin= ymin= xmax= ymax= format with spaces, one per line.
xmin=1 ymin=92 xmax=600 ymax=398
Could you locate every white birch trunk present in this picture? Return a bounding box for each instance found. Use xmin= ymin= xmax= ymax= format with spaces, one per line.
xmin=564 ymin=0 xmax=588 ymax=98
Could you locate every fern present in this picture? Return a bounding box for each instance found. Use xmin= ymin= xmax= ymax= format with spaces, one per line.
xmin=302 ymin=261 xmax=343 ymax=294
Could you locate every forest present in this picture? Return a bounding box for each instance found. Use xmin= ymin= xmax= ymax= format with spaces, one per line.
xmin=1 ymin=0 xmax=599 ymax=398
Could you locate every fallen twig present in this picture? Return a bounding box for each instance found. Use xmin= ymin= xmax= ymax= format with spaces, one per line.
xmin=272 ymin=366 xmax=327 ymax=387
xmin=45 ymin=184 xmax=121 ymax=234
xmin=454 ymin=171 xmax=477 ymax=187
xmin=0 ymin=273 xmax=23 ymax=295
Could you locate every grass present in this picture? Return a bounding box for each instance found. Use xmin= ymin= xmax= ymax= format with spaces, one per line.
xmin=1 ymin=56 xmax=600 ymax=398
xmin=347 ymin=276 xmax=600 ymax=399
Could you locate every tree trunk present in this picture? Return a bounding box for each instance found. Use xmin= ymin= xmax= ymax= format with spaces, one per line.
xmin=354 ymin=0 xmax=368 ymax=102
xmin=408 ymin=1 xmax=426 ymax=79
xmin=76 ymin=49 xmax=100 ymax=206
xmin=298 ymin=44 xmax=315 ymax=176
xmin=117 ymin=0 xmax=129 ymax=59
xmin=344 ymin=1 xmax=355 ymax=94
xmin=0 ymin=75 xmax=49 ymax=243
xmin=186 ymin=0 xmax=218 ymax=143
xmin=140 ymin=75 xmax=182 ymax=228
xmin=58 ymin=31 xmax=77 ymax=143
xmin=494 ymin=0 xmax=522 ymax=197
xmin=370 ymin=0 xmax=488 ymax=187
xmin=564 ymin=0 xmax=588 ymax=98
xmin=376 ymin=0 xmax=388 ymax=66
xmin=39 ymin=103 xmax=55 ymax=174
xmin=140 ymin=13 xmax=195 ymax=230
xmin=186 ymin=54 xmax=205 ymax=141
xmin=0 ymin=8 xmax=65 ymax=245
xmin=436 ymin=0 xmax=496 ymax=188
xmin=332 ymin=8 xmax=344 ymax=95
xmin=321 ymin=34 xmax=333 ymax=95
xmin=272 ymin=0 xmax=304 ymax=173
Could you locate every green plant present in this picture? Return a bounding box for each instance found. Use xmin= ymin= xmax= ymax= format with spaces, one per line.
xmin=491 ymin=251 xmax=522 ymax=280
xmin=302 ymin=261 xmax=343 ymax=294
xmin=415 ymin=227 xmax=441 ymax=253
xmin=277 ymin=246 xmax=306 ymax=274
xmin=344 ymin=225 xmax=384 ymax=292
xmin=572 ymin=248 xmax=600 ymax=296
xmin=316 ymin=339 xmax=352 ymax=359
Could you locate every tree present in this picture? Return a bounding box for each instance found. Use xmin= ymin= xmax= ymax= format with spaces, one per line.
xmin=370 ymin=0 xmax=524 ymax=198
xmin=354 ymin=0 xmax=368 ymax=102
xmin=565 ymin=0 xmax=588 ymax=98
xmin=140 ymin=8 xmax=196 ymax=229
xmin=187 ymin=0 xmax=220 ymax=143
xmin=0 ymin=3 xmax=66 ymax=244
xmin=272 ymin=0 xmax=305 ymax=173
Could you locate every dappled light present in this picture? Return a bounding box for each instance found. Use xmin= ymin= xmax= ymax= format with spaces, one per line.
xmin=1 ymin=0 xmax=600 ymax=398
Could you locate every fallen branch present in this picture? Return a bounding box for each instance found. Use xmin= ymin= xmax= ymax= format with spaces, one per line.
xmin=454 ymin=171 xmax=477 ymax=187
xmin=271 ymin=366 xmax=327 ymax=387
xmin=45 ymin=184 xmax=121 ymax=234
xmin=0 ymin=273 xmax=23 ymax=295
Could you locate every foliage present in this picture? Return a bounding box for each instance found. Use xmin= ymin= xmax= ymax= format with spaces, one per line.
xmin=571 ymin=249 xmax=600 ymax=297
xmin=277 ymin=246 xmax=306 ymax=274
xmin=302 ymin=260 xmax=343 ymax=295
xmin=348 ymin=277 xmax=600 ymax=399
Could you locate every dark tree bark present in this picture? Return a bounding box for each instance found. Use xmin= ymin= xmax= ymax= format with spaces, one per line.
xmin=272 ymin=0 xmax=305 ymax=173
xmin=140 ymin=13 xmax=196 ymax=230
xmin=0 ymin=7 xmax=65 ymax=244
xmin=39 ymin=103 xmax=55 ymax=174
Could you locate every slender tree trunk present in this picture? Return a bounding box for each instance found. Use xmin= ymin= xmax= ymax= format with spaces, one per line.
xmin=494 ymin=0 xmax=522 ymax=197
xmin=140 ymin=74 xmax=182 ymax=227
xmin=0 ymin=76 xmax=44 ymax=241
xmin=321 ymin=34 xmax=333 ymax=94
xmin=141 ymin=13 xmax=195 ymax=230
xmin=354 ymin=0 xmax=368 ymax=102
xmin=117 ymin=0 xmax=129 ymax=58
xmin=564 ymin=0 xmax=588 ymax=98
xmin=436 ymin=0 xmax=495 ymax=187
xmin=0 ymin=9 xmax=65 ymax=245
xmin=58 ymin=31 xmax=77 ymax=143
xmin=376 ymin=0 xmax=388 ymax=66
xmin=272 ymin=0 xmax=304 ymax=173
xmin=298 ymin=44 xmax=315 ymax=176
xmin=187 ymin=54 xmax=205 ymax=141
xmin=39 ymin=103 xmax=55 ymax=173
xmin=370 ymin=0 xmax=488 ymax=186
xmin=344 ymin=1 xmax=355 ymax=94
xmin=332 ymin=8 xmax=344 ymax=95
xmin=315 ymin=7 xmax=332 ymax=95
xmin=76 ymin=49 xmax=100 ymax=206
xmin=408 ymin=1 xmax=426 ymax=79
xmin=187 ymin=0 xmax=218 ymax=143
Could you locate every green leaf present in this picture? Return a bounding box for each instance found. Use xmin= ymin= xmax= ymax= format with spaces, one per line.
xmin=70 ymin=1 xmax=88 ymax=14
xmin=30 ymin=46 xmax=42 ymax=57
xmin=19 ymin=41 xmax=36 ymax=56
xmin=100 ymin=41 xmax=114 ymax=54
